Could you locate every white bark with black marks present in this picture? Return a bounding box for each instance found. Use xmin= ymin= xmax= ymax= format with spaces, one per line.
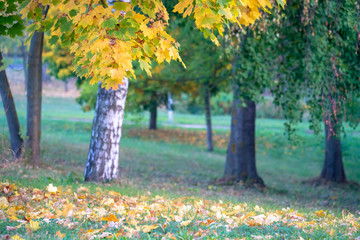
xmin=84 ymin=79 xmax=129 ymax=182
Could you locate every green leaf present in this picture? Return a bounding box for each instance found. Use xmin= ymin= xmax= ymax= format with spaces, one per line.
xmin=102 ymin=17 xmax=118 ymax=29
xmin=113 ymin=2 xmax=128 ymax=12
xmin=49 ymin=35 xmax=59 ymax=45
xmin=217 ymin=0 xmax=230 ymax=8
xmin=69 ymin=9 xmax=77 ymax=18
xmin=60 ymin=17 xmax=72 ymax=33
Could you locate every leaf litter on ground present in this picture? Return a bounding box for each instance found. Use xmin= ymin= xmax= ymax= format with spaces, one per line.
xmin=0 ymin=182 xmax=359 ymax=239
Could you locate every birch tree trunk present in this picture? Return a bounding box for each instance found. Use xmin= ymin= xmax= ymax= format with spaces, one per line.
xmin=204 ymin=83 xmax=213 ymax=151
xmin=320 ymin=116 xmax=346 ymax=182
xmin=26 ymin=30 xmax=44 ymax=166
xmin=223 ymin=97 xmax=263 ymax=185
xmin=84 ymin=79 xmax=129 ymax=182
xmin=0 ymin=50 xmax=23 ymax=159
xmin=149 ymin=91 xmax=157 ymax=130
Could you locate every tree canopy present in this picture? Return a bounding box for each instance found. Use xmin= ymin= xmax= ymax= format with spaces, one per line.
xmin=19 ymin=0 xmax=285 ymax=89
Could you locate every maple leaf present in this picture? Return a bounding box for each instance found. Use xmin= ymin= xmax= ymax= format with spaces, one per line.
xmin=11 ymin=235 xmax=25 ymax=240
xmin=55 ymin=231 xmax=65 ymax=239
xmin=46 ymin=184 xmax=57 ymax=194
xmin=142 ymin=224 xmax=159 ymax=233
xmin=180 ymin=219 xmax=192 ymax=226
xmin=29 ymin=220 xmax=40 ymax=232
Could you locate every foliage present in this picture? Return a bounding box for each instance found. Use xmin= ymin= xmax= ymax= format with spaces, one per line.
xmin=0 ymin=181 xmax=359 ymax=239
xmin=20 ymin=0 xmax=285 ymax=89
xmin=0 ymin=0 xmax=25 ymax=38
xmin=271 ymin=0 xmax=360 ymax=135
xmin=43 ymin=36 xmax=75 ymax=82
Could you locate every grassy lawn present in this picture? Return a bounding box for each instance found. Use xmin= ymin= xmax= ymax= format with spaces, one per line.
xmin=0 ymin=96 xmax=359 ymax=239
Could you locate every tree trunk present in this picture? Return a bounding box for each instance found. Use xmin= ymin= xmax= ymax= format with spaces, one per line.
xmin=26 ymin=30 xmax=44 ymax=166
xmin=224 ymin=97 xmax=263 ymax=185
xmin=0 ymin=51 xmax=23 ymax=159
xmin=149 ymin=92 xmax=157 ymax=130
xmin=320 ymin=116 xmax=346 ymax=182
xmin=167 ymin=91 xmax=173 ymax=123
xmin=84 ymin=79 xmax=129 ymax=182
xmin=204 ymin=83 xmax=213 ymax=151
xmin=20 ymin=38 xmax=28 ymax=90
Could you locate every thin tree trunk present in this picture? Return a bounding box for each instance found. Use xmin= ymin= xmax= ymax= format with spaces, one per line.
xmin=224 ymin=96 xmax=263 ymax=185
xmin=149 ymin=92 xmax=157 ymax=130
xmin=20 ymin=38 xmax=28 ymax=90
xmin=0 ymin=50 xmax=23 ymax=159
xmin=84 ymin=79 xmax=129 ymax=182
xmin=320 ymin=116 xmax=346 ymax=182
xmin=167 ymin=91 xmax=173 ymax=123
xmin=26 ymin=30 xmax=44 ymax=166
xmin=204 ymin=83 xmax=213 ymax=151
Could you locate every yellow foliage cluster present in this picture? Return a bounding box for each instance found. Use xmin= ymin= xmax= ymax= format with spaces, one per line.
xmin=20 ymin=0 xmax=283 ymax=89
xmin=0 ymin=182 xmax=359 ymax=239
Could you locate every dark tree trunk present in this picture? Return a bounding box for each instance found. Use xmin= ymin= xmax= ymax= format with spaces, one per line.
xmin=26 ymin=30 xmax=44 ymax=166
xmin=20 ymin=39 xmax=28 ymax=90
xmin=204 ymin=83 xmax=213 ymax=151
xmin=84 ymin=80 xmax=129 ymax=182
xmin=0 ymin=51 xmax=23 ymax=159
xmin=320 ymin=116 xmax=346 ymax=182
xmin=224 ymin=97 xmax=263 ymax=185
xmin=149 ymin=92 xmax=157 ymax=130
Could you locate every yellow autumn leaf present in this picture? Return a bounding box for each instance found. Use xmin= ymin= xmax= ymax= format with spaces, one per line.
xmin=55 ymin=231 xmax=65 ymax=239
xmin=315 ymin=210 xmax=327 ymax=217
xmin=29 ymin=220 xmax=40 ymax=232
xmin=62 ymin=203 xmax=75 ymax=217
xmin=11 ymin=235 xmax=25 ymax=240
xmin=180 ymin=220 xmax=192 ymax=226
xmin=46 ymin=184 xmax=57 ymax=194
xmin=142 ymin=224 xmax=159 ymax=233
xmin=0 ymin=196 xmax=9 ymax=209
xmin=173 ymin=0 xmax=193 ymax=14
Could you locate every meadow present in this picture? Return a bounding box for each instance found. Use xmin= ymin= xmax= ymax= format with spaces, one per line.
xmin=0 ymin=93 xmax=360 ymax=239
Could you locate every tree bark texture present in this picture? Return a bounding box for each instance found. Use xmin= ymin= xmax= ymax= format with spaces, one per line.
xmin=26 ymin=30 xmax=44 ymax=165
xmin=84 ymin=79 xmax=129 ymax=182
xmin=204 ymin=84 xmax=213 ymax=151
xmin=224 ymin=98 xmax=263 ymax=184
xmin=0 ymin=51 xmax=23 ymax=159
xmin=149 ymin=92 xmax=157 ymax=130
xmin=320 ymin=116 xmax=346 ymax=182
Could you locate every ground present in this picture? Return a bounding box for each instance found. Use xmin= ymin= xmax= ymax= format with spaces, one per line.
xmin=0 ymin=69 xmax=359 ymax=239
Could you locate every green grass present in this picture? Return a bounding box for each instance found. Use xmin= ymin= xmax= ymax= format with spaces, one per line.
xmin=0 ymin=96 xmax=359 ymax=239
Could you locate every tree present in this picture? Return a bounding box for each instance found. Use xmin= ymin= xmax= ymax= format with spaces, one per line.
xmin=0 ymin=0 xmax=26 ymax=159
xmin=273 ymin=0 xmax=360 ymax=182
xmin=0 ymin=52 xmax=23 ymax=159
xmin=222 ymin=17 xmax=275 ymax=185
xmin=26 ymin=29 xmax=45 ymax=165
xmin=22 ymin=0 xmax=284 ymax=182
